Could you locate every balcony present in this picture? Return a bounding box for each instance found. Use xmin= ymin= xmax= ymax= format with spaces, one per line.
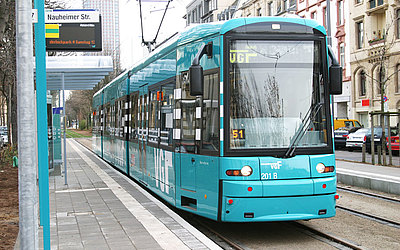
xmin=366 ymin=0 xmax=388 ymax=15
xmin=368 ymin=37 xmax=385 ymax=46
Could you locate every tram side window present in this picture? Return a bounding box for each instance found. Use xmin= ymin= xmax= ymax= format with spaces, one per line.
xmin=148 ymin=89 xmax=160 ymax=145
xmin=160 ymin=83 xmax=174 ymax=147
xmin=130 ymin=93 xmax=139 ymax=140
xmin=93 ymin=109 xmax=98 ymax=135
xmin=180 ymin=72 xmax=197 ymax=153
xmin=116 ymin=100 xmax=123 ymax=138
xmin=112 ymin=103 xmax=117 ymax=137
xmin=202 ymin=73 xmax=219 ymax=152
xmin=120 ymin=99 xmax=125 ymax=138
xmin=105 ymin=105 xmax=112 ymax=137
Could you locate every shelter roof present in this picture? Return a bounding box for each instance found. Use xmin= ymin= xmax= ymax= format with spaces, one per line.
xmin=35 ymin=56 xmax=113 ymax=90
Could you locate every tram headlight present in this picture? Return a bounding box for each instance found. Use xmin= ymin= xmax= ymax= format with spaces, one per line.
xmin=316 ymin=163 xmax=326 ymax=173
xmin=241 ymin=165 xmax=253 ymax=176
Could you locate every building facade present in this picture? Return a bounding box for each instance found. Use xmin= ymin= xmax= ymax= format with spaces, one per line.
xmin=186 ymin=0 xmax=235 ymax=24
xmin=238 ymin=0 xmax=352 ymax=121
xmin=296 ymin=0 xmax=352 ymax=121
xmin=349 ymin=0 xmax=400 ymax=127
xmin=240 ymin=0 xmax=296 ymax=16
xmin=83 ymin=0 xmax=120 ymax=71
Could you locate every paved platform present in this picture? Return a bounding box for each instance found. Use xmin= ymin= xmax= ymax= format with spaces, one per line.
xmin=35 ymin=138 xmax=400 ymax=249
xmin=336 ymin=160 xmax=400 ymax=195
xmin=39 ymin=139 xmax=221 ymax=250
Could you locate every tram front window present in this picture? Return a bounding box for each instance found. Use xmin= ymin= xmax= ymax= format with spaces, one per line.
xmin=229 ymin=39 xmax=328 ymax=151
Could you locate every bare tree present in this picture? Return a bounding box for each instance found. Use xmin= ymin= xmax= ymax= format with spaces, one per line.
xmin=0 ymin=0 xmax=16 ymax=145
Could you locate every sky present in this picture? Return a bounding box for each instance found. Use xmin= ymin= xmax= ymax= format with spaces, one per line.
xmin=67 ymin=0 xmax=190 ymax=69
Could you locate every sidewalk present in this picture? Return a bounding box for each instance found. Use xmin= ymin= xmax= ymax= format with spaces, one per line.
xmin=336 ymin=159 xmax=400 ymax=195
xmin=39 ymin=139 xmax=220 ymax=250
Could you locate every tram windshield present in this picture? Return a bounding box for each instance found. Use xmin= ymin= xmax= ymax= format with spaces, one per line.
xmin=228 ymin=39 xmax=328 ymax=151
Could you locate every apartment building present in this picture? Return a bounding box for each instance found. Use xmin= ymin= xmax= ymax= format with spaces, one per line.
xmin=238 ymin=0 xmax=352 ymax=120
xmin=239 ymin=0 xmax=296 ymax=16
xmin=349 ymin=0 xmax=400 ymax=126
xmin=296 ymin=0 xmax=352 ymax=120
xmin=186 ymin=0 xmax=235 ymax=24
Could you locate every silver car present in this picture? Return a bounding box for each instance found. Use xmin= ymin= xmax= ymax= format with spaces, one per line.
xmin=346 ymin=128 xmax=369 ymax=151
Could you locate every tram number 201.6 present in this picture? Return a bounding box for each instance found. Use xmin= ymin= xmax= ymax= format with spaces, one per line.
xmin=261 ymin=173 xmax=278 ymax=180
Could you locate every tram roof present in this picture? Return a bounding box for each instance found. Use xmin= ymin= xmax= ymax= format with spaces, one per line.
xmin=94 ymin=17 xmax=325 ymax=98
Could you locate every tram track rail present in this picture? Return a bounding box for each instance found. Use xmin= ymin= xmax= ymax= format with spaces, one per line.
xmin=187 ymin=216 xmax=245 ymax=250
xmin=337 ymin=186 xmax=400 ymax=204
xmin=291 ymin=222 xmax=363 ymax=250
xmin=337 ymin=186 xmax=400 ymax=229
xmin=336 ymin=205 xmax=400 ymax=229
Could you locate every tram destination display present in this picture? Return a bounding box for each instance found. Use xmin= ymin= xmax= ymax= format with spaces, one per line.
xmin=45 ymin=9 xmax=102 ymax=51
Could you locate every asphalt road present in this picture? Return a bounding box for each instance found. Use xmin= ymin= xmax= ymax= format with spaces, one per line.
xmin=335 ymin=148 xmax=400 ymax=166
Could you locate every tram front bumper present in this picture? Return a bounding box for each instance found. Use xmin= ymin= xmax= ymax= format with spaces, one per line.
xmin=220 ymin=177 xmax=337 ymax=222
xmin=221 ymin=194 xmax=337 ymax=222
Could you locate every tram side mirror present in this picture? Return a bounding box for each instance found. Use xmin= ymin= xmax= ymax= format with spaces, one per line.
xmin=327 ymin=45 xmax=343 ymax=95
xmin=189 ymin=42 xmax=213 ymax=96
xmin=329 ymin=65 xmax=343 ymax=95
xmin=189 ymin=65 xmax=204 ymax=96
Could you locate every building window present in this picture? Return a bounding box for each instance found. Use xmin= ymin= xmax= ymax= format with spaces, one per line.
xmin=375 ymin=66 xmax=385 ymax=96
xmin=289 ymin=0 xmax=296 ymax=8
xmin=323 ymin=7 xmax=327 ymax=28
xmin=356 ymin=21 xmax=364 ymax=49
xmin=359 ymin=70 xmax=366 ymax=96
xmin=339 ymin=43 xmax=345 ymax=68
xmin=311 ymin=11 xmax=316 ymax=19
xmin=369 ymin=0 xmax=384 ymax=9
xmin=268 ymin=2 xmax=273 ymax=16
xmin=355 ymin=0 xmax=362 ymax=4
xmin=338 ymin=1 xmax=344 ymax=25
xmin=397 ymin=9 xmax=400 ymax=39
xmin=277 ymin=1 xmax=282 ymax=13
xmin=257 ymin=8 xmax=262 ymax=16
xmin=396 ymin=64 xmax=400 ymax=93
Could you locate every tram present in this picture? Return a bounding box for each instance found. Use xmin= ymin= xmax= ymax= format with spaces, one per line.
xmin=92 ymin=17 xmax=342 ymax=222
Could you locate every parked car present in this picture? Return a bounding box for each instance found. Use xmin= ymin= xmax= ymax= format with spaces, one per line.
xmin=364 ymin=127 xmax=399 ymax=154
xmin=333 ymin=118 xmax=363 ymax=130
xmin=388 ymin=135 xmax=400 ymax=155
xmin=346 ymin=128 xmax=369 ymax=151
xmin=334 ymin=127 xmax=360 ymax=149
xmin=0 ymin=130 xmax=8 ymax=144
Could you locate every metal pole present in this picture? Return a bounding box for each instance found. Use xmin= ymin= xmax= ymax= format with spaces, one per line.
xmin=16 ymin=0 xmax=38 ymax=248
xmin=34 ymin=0 xmax=50 ymax=248
xmin=371 ymin=116 xmax=375 ymax=165
xmin=63 ymin=74 xmax=68 ymax=185
xmin=387 ymin=114 xmax=393 ymax=165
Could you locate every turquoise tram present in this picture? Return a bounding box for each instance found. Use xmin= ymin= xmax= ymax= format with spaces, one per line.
xmin=92 ymin=17 xmax=343 ymax=222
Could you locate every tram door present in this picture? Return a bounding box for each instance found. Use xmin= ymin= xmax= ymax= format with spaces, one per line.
xmin=178 ymin=72 xmax=200 ymax=192
xmin=138 ymin=84 xmax=148 ymax=183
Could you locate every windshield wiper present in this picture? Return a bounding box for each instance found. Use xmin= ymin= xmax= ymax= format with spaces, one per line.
xmin=283 ymin=103 xmax=323 ymax=158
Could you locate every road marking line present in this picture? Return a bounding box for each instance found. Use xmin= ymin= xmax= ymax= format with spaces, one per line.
xmin=55 ymin=187 xmax=110 ymax=193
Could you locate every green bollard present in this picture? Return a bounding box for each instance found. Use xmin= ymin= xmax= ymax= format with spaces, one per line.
xmin=13 ymin=156 xmax=18 ymax=167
